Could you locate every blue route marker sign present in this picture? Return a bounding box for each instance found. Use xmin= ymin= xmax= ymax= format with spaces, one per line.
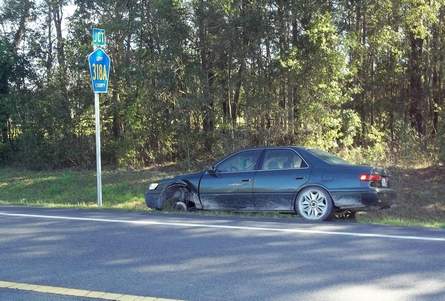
xmin=92 ymin=28 xmax=106 ymax=47
xmin=88 ymin=28 xmax=110 ymax=207
xmin=88 ymin=48 xmax=111 ymax=94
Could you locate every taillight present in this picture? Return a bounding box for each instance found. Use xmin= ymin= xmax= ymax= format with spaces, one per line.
xmin=360 ymin=174 xmax=382 ymax=182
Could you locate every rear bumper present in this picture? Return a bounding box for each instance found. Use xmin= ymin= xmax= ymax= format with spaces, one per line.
xmin=361 ymin=188 xmax=396 ymax=209
xmin=331 ymin=188 xmax=396 ymax=210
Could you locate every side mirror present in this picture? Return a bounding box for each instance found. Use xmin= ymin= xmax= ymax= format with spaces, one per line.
xmin=207 ymin=166 xmax=217 ymax=175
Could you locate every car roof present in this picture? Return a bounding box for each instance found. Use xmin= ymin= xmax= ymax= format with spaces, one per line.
xmin=237 ymin=146 xmax=304 ymax=152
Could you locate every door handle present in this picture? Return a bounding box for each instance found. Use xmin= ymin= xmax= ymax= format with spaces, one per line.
xmin=295 ymin=176 xmax=305 ymax=180
xmin=241 ymin=178 xmax=251 ymax=182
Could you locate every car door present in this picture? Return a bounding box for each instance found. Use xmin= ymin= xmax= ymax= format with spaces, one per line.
xmin=199 ymin=149 xmax=262 ymax=210
xmin=253 ymin=148 xmax=310 ymax=210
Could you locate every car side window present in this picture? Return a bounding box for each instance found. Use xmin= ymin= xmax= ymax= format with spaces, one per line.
xmin=261 ymin=149 xmax=306 ymax=170
xmin=216 ymin=150 xmax=261 ymax=173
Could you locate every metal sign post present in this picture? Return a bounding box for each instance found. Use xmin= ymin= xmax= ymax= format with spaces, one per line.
xmin=88 ymin=29 xmax=110 ymax=207
xmin=94 ymin=93 xmax=102 ymax=206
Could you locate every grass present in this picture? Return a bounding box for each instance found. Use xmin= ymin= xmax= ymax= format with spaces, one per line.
xmin=355 ymin=166 xmax=445 ymax=229
xmin=356 ymin=215 xmax=445 ymax=229
xmin=0 ymin=165 xmax=444 ymax=229
xmin=0 ymin=166 xmax=177 ymax=210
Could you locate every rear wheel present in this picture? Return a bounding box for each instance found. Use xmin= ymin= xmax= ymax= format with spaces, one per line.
xmin=295 ymin=187 xmax=333 ymax=221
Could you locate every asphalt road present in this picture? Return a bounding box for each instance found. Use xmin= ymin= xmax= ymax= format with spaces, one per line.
xmin=0 ymin=206 xmax=444 ymax=301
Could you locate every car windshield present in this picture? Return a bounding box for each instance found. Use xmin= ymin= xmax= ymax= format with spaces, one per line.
xmin=308 ymin=149 xmax=351 ymax=165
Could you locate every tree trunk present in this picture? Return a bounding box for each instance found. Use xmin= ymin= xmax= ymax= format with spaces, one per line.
xmin=232 ymin=60 xmax=244 ymax=127
xmin=13 ymin=0 xmax=32 ymax=51
xmin=52 ymin=0 xmax=71 ymax=122
xmin=45 ymin=0 xmax=53 ymax=82
xmin=431 ymin=8 xmax=444 ymax=135
xmin=52 ymin=0 xmax=67 ymax=80
xmin=408 ymin=33 xmax=424 ymax=136
xmin=197 ymin=0 xmax=214 ymax=151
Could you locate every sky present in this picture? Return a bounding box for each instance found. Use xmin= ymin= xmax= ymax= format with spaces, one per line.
xmin=62 ymin=3 xmax=77 ymax=33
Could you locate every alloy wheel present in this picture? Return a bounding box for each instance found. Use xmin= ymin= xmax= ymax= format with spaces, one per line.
xmin=298 ymin=189 xmax=331 ymax=221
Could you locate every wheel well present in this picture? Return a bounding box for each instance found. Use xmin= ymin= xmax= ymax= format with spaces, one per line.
xmin=161 ymin=183 xmax=197 ymax=208
xmin=293 ymin=185 xmax=335 ymax=212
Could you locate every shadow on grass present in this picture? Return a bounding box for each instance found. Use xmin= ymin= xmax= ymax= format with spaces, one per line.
xmin=1 ymin=165 xmax=444 ymax=228
xmin=0 ymin=167 xmax=177 ymax=208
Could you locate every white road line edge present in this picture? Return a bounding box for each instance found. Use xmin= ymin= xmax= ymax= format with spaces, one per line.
xmin=1 ymin=212 xmax=444 ymax=242
xmin=0 ymin=280 xmax=180 ymax=300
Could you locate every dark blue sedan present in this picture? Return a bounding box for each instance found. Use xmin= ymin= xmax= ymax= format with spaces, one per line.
xmin=145 ymin=147 xmax=396 ymax=221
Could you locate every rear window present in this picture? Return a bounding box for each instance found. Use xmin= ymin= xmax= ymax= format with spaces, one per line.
xmin=308 ymin=149 xmax=351 ymax=165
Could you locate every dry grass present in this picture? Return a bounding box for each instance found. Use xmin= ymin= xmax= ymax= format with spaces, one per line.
xmin=357 ymin=166 xmax=445 ymax=228
xmin=1 ymin=165 xmax=444 ymax=228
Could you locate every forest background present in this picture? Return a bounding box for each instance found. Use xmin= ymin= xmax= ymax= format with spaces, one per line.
xmin=1 ymin=0 xmax=445 ymax=170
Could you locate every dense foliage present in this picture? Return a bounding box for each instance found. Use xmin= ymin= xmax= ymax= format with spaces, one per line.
xmin=0 ymin=0 xmax=444 ymax=169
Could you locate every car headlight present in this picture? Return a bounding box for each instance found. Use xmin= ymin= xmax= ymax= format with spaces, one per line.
xmin=148 ymin=183 xmax=159 ymax=190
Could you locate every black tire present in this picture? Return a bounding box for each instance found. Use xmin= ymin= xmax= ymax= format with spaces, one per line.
xmin=163 ymin=186 xmax=189 ymax=212
xmin=173 ymin=201 xmax=188 ymax=211
xmin=335 ymin=210 xmax=356 ymax=220
xmin=295 ymin=187 xmax=334 ymax=221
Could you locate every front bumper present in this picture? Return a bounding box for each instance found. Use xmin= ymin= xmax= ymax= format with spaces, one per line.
xmin=331 ymin=188 xmax=396 ymax=210
xmin=145 ymin=190 xmax=162 ymax=209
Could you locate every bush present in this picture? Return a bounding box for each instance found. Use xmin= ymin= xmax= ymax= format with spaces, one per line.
xmin=0 ymin=142 xmax=13 ymax=165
